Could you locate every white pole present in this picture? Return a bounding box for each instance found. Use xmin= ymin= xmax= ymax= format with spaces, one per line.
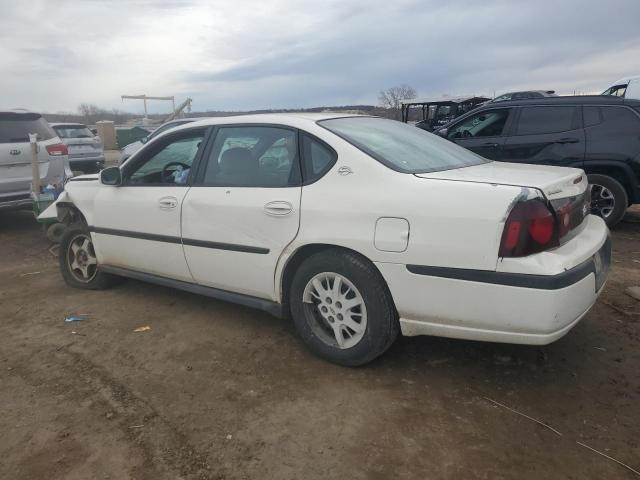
xmin=29 ymin=133 xmax=40 ymax=196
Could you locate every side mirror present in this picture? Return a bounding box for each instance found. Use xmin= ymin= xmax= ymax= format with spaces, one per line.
xmin=140 ymin=136 xmax=148 ymax=144
xmin=100 ymin=166 xmax=122 ymax=186
xmin=437 ymin=128 xmax=448 ymax=137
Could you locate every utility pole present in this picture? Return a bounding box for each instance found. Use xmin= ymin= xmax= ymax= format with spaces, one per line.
xmin=121 ymin=94 xmax=176 ymax=118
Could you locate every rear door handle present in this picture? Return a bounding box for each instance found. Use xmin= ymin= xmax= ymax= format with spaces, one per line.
xmin=556 ymin=138 xmax=579 ymax=144
xmin=158 ymin=196 xmax=178 ymax=209
xmin=264 ymin=201 xmax=293 ymax=216
xmin=482 ymin=142 xmax=499 ymax=148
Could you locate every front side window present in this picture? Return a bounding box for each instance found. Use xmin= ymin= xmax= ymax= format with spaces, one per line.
xmin=447 ymin=109 xmax=511 ymax=139
xmin=124 ymin=131 xmax=204 ymax=185
xmin=202 ymin=126 xmax=300 ymax=187
xmin=516 ymin=106 xmax=578 ymax=136
xmin=149 ymin=120 xmax=191 ymax=141
xmin=319 ymin=117 xmax=488 ymax=174
xmin=53 ymin=125 xmax=94 ymax=139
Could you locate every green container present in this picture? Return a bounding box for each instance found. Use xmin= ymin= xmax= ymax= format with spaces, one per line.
xmin=33 ymin=193 xmax=56 ymax=224
xmin=116 ymin=126 xmax=151 ymax=148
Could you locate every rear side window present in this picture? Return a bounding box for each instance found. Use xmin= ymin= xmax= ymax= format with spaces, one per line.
xmin=601 ymin=106 xmax=640 ymax=132
xmin=516 ymin=106 xmax=579 ymax=135
xmin=201 ymin=126 xmax=301 ymax=187
xmin=301 ymin=134 xmax=336 ymax=183
xmin=0 ymin=112 xmax=56 ymax=143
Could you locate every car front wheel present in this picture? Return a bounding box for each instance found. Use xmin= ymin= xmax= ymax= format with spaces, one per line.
xmin=59 ymin=225 xmax=120 ymax=290
xmin=290 ymin=249 xmax=399 ymax=366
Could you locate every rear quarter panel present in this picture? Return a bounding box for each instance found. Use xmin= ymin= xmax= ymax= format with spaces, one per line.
xmin=276 ymin=132 xmax=523 ymax=297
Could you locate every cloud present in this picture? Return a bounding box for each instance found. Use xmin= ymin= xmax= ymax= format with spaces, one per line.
xmin=1 ymin=0 xmax=639 ymax=113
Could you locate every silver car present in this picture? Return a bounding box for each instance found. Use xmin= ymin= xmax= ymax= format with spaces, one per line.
xmin=0 ymin=109 xmax=72 ymax=210
xmin=50 ymin=123 xmax=105 ymax=173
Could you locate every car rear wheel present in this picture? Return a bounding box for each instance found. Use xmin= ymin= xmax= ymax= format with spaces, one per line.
xmin=59 ymin=225 xmax=120 ymax=290
xmin=587 ymin=174 xmax=628 ymax=227
xmin=290 ymin=249 xmax=399 ymax=366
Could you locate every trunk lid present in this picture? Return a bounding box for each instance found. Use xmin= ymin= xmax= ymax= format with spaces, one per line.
xmin=414 ymin=161 xmax=587 ymax=200
xmin=64 ymin=137 xmax=103 ymax=159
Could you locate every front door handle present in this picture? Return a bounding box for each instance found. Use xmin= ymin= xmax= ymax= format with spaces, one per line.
xmin=482 ymin=142 xmax=499 ymax=148
xmin=556 ymin=138 xmax=579 ymax=144
xmin=264 ymin=201 xmax=293 ymax=216
xmin=158 ymin=196 xmax=178 ymax=209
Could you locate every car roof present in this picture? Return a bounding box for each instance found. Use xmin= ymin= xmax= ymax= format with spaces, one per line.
xmin=176 ymin=112 xmax=362 ymax=129
xmin=0 ymin=108 xmax=40 ymax=115
xmin=50 ymin=122 xmax=88 ymax=127
xmin=478 ymin=95 xmax=640 ymax=108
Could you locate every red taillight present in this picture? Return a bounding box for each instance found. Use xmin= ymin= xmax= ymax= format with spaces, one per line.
xmin=499 ymin=199 xmax=559 ymax=257
xmin=46 ymin=143 xmax=68 ymax=156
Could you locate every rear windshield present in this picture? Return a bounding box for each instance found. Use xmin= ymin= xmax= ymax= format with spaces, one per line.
xmin=0 ymin=112 xmax=56 ymax=144
xmin=319 ymin=117 xmax=488 ymax=173
xmin=53 ymin=125 xmax=94 ymax=139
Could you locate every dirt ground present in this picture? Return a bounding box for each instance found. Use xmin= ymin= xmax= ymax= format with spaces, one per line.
xmin=1 ymin=208 xmax=639 ymax=480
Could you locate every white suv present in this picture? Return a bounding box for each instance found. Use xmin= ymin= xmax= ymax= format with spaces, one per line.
xmin=41 ymin=114 xmax=610 ymax=366
xmin=1 ymin=109 xmax=71 ymax=209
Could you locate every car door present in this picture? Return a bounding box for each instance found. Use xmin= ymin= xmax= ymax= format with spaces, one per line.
xmin=501 ymin=105 xmax=585 ymax=168
xmin=446 ymin=108 xmax=513 ymax=160
xmin=92 ymin=127 xmax=207 ymax=281
xmin=181 ymin=125 xmax=302 ymax=300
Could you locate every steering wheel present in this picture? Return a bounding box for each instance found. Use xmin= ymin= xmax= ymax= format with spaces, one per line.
xmin=161 ymin=161 xmax=190 ymax=183
xmin=461 ymin=129 xmax=472 ymax=138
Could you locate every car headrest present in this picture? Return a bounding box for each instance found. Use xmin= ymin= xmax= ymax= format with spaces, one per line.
xmin=220 ymin=148 xmax=255 ymax=175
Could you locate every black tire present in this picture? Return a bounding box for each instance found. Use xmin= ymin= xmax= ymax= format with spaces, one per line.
xmin=289 ymin=249 xmax=399 ymax=367
xmin=59 ymin=224 xmax=121 ymax=290
xmin=587 ymin=174 xmax=628 ymax=227
xmin=45 ymin=222 xmax=67 ymax=244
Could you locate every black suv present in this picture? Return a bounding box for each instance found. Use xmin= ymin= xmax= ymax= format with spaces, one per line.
xmin=437 ymin=96 xmax=640 ymax=226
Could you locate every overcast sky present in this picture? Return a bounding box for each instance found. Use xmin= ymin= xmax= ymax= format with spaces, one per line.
xmin=1 ymin=0 xmax=639 ymax=114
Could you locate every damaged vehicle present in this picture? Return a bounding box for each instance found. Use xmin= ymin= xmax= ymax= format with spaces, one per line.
xmin=40 ymin=114 xmax=610 ymax=366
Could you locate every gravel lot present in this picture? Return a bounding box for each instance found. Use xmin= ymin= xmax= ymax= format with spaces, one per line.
xmin=1 ymin=208 xmax=639 ymax=479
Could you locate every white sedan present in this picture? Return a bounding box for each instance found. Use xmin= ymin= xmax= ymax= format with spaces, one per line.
xmin=41 ymin=113 xmax=611 ymax=366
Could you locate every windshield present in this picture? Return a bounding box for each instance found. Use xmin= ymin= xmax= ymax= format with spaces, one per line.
xmin=319 ymin=117 xmax=488 ymax=173
xmin=53 ymin=125 xmax=94 ymax=138
xmin=602 ymin=85 xmax=627 ymax=97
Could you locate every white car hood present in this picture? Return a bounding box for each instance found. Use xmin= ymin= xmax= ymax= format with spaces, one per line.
xmin=415 ymin=161 xmax=587 ymax=200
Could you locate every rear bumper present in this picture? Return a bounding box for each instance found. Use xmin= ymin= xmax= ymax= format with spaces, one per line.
xmin=376 ymin=217 xmax=610 ymax=345
xmin=0 ymin=193 xmax=32 ymax=210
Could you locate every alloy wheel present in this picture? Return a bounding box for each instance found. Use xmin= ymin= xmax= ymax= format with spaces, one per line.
xmin=302 ymin=272 xmax=367 ymax=349
xmin=67 ymin=234 xmax=98 ymax=283
xmin=590 ymin=183 xmax=616 ymax=219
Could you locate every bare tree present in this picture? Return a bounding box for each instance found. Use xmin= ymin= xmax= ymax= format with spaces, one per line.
xmin=77 ymin=103 xmax=110 ymax=124
xmin=378 ymin=85 xmax=417 ymax=119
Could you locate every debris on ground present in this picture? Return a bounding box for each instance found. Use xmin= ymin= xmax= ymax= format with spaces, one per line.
xmin=65 ymin=315 xmax=88 ymax=322
xmin=624 ymin=286 xmax=640 ymax=301
xmin=133 ymin=325 xmax=151 ymax=333
xmin=19 ymin=271 xmax=41 ymax=277
xmin=576 ymin=441 xmax=640 ymax=477
xmin=483 ymin=397 xmax=562 ymax=436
